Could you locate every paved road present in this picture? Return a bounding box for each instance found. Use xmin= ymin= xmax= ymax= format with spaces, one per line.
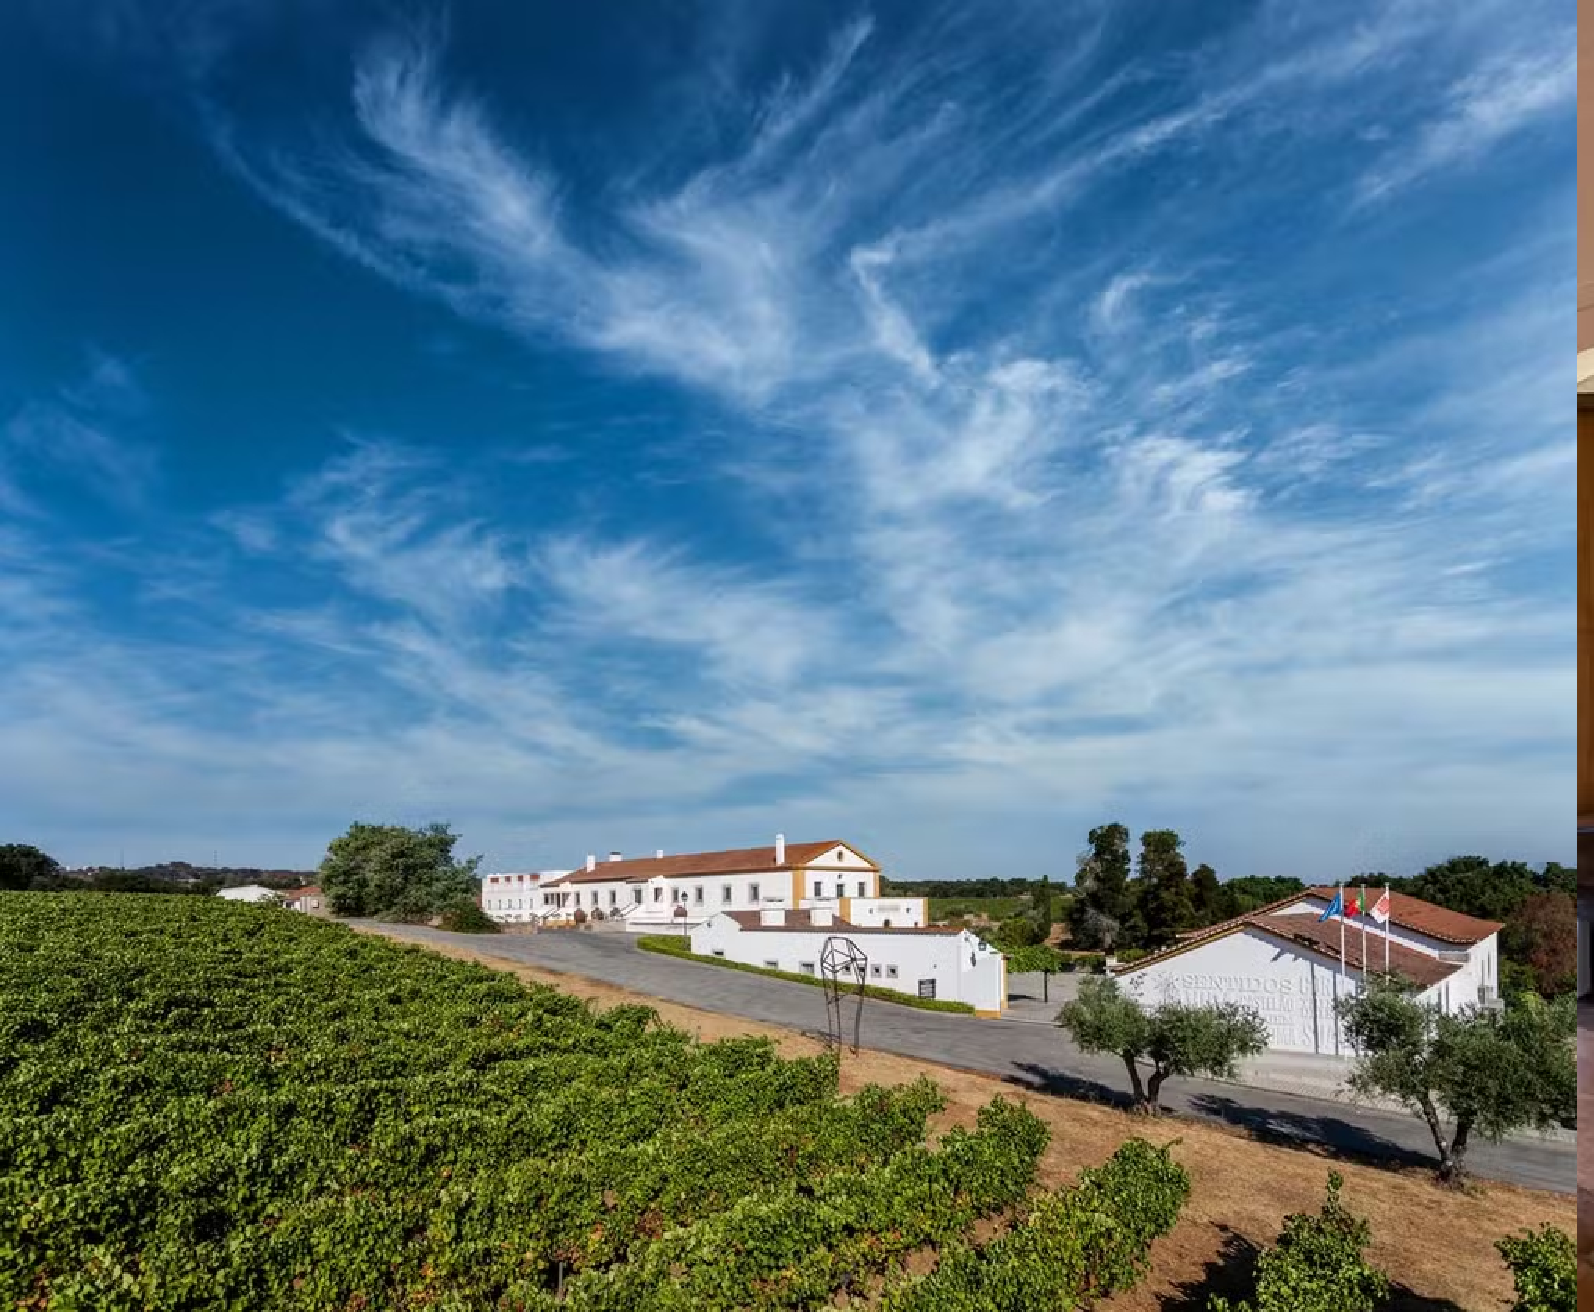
xmin=362 ymin=924 xmax=1575 ymax=1195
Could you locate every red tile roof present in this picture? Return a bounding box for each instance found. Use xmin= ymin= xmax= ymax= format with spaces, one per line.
xmin=545 ymin=841 xmax=872 ymax=887
xmin=1247 ymin=915 xmax=1464 ymax=988
xmin=1303 ymin=887 xmax=1501 ymax=945
xmin=1113 ymin=895 xmax=1477 ymax=991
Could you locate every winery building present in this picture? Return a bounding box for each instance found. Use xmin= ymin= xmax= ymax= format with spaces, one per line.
xmin=532 ymin=837 xmax=928 ymax=935
xmin=1113 ymin=888 xmax=1501 ymax=1056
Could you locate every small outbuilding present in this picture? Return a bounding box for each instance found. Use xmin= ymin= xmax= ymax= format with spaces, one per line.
xmin=690 ymin=907 xmax=1006 ymax=1016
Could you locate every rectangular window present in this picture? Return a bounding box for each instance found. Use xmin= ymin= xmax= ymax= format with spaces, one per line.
xmin=722 ymin=884 xmax=733 ymax=903
xmin=870 ymin=964 xmax=882 ymax=978
xmin=713 ymin=949 xmax=726 ymax=958
xmin=694 ymin=886 xmax=704 ymax=904
xmin=812 ymin=879 xmax=822 ymax=897
xmin=799 ymin=961 xmax=816 ymax=976
xmin=917 ymin=979 xmax=936 ymax=999
xmin=886 ymin=965 xmax=899 ymax=979
xmin=764 ymin=960 xmax=779 ymax=970
xmin=750 ymin=883 xmax=760 ymax=902
xmin=609 ymin=890 xmax=617 ymax=906
xmin=857 ymin=881 xmax=866 ymax=897
xmin=653 ymin=887 xmax=663 ymax=902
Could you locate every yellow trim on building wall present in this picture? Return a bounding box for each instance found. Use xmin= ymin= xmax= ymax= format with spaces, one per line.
xmin=790 ymin=867 xmax=804 ymax=904
xmin=973 ymin=1009 xmax=1002 ymax=1019
xmin=839 ymin=896 xmax=852 ymax=923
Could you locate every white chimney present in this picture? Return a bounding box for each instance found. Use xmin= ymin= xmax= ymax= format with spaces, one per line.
xmin=608 ymin=851 xmax=622 ymax=863
xmin=585 ymin=854 xmax=596 ymax=873
xmin=760 ymin=906 xmax=786 ymax=926
xmin=656 ymin=849 xmax=664 ymax=859
xmin=775 ymin=833 xmax=786 ymax=865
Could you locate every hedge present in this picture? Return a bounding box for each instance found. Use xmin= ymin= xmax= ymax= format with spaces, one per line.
xmin=636 ymin=935 xmax=978 ymax=1014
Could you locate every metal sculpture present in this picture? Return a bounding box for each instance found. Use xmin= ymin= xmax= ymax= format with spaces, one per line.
xmin=819 ymin=935 xmax=869 ymax=1054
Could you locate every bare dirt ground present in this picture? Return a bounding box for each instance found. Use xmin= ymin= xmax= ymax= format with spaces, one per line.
xmin=369 ymin=930 xmax=1574 ymax=1312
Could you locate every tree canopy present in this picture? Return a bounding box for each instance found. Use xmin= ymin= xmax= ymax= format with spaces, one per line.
xmin=1057 ymin=977 xmax=1267 ymax=1113
xmin=1335 ymin=979 xmax=1574 ymax=1184
xmin=318 ymin=823 xmax=481 ymax=921
xmin=0 ymin=844 xmax=61 ymax=891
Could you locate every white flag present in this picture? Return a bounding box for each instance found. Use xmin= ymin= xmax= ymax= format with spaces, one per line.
xmin=1369 ymin=890 xmax=1391 ymax=924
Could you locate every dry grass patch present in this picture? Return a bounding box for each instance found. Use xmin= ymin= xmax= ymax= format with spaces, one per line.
xmin=365 ymin=929 xmax=1573 ymax=1312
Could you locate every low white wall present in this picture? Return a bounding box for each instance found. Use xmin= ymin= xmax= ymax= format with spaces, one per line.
xmin=690 ymin=916 xmax=1003 ymax=1012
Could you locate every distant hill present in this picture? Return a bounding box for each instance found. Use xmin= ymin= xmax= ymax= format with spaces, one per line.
xmin=39 ymin=863 xmax=315 ymax=894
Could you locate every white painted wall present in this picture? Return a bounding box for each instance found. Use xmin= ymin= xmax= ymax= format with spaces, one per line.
xmin=1119 ymin=926 xmax=1447 ymax=1055
xmin=844 ymin=897 xmax=927 ymax=929
xmin=691 ymin=915 xmax=1004 ymax=1011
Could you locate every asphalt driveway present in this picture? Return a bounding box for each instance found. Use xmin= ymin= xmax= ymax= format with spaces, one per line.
xmin=360 ymin=923 xmax=1574 ymax=1195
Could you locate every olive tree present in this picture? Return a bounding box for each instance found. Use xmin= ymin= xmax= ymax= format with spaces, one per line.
xmin=1336 ymin=979 xmax=1575 ymax=1185
xmin=1057 ymin=976 xmax=1267 ymax=1114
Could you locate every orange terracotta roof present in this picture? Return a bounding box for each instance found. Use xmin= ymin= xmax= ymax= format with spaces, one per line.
xmin=545 ymin=841 xmax=871 ymax=886
xmin=1247 ymin=915 xmax=1464 ymax=989
xmin=1304 ymin=887 xmax=1501 ymax=945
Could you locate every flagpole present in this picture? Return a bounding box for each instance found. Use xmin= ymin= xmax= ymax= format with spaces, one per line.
xmin=1384 ymin=883 xmax=1390 ymax=974
xmin=1338 ymin=883 xmax=1345 ymax=980
xmin=1360 ymin=883 xmax=1367 ymax=982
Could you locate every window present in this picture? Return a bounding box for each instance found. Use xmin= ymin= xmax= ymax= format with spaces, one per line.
xmin=653 ymin=887 xmax=663 ymax=903
xmin=764 ymin=960 xmax=779 ymax=970
xmin=798 ymin=961 xmax=816 ymax=976
xmin=694 ymin=886 xmax=704 ymax=904
xmin=835 ymin=883 xmax=844 ymax=898
xmin=885 ymin=965 xmax=898 ymax=979
xmin=713 ymin=949 xmax=725 ymax=958
xmin=722 ymin=884 xmax=733 ymax=903
xmin=749 ymin=883 xmax=760 ymax=903
xmin=812 ymin=879 xmax=822 ymax=897
xmin=918 ymin=979 xmax=936 ymax=999
xmin=857 ymin=882 xmax=866 ymax=897
xmin=870 ymin=964 xmax=882 ymax=978
xmin=609 ymin=890 xmax=617 ymax=906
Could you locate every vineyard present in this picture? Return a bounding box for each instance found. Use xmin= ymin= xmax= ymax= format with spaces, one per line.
xmin=0 ymin=894 xmax=1189 ymax=1310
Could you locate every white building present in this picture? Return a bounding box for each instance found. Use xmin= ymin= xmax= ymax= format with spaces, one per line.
xmin=691 ymin=908 xmax=1006 ymax=1015
xmin=283 ymin=886 xmax=326 ymax=915
xmin=1114 ymin=887 xmax=1502 ymax=1056
xmin=215 ymin=884 xmax=282 ymax=904
xmin=479 ymin=871 xmax=568 ymax=924
xmin=534 ymin=837 xmax=928 ymax=935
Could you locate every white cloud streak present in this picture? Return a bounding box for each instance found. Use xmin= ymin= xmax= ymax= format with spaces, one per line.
xmin=0 ymin=0 xmax=1570 ymax=876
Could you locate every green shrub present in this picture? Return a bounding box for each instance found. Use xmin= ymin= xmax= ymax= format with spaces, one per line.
xmin=1115 ymin=947 xmax=1150 ymax=964
xmin=634 ymin=936 xmax=978 ymax=1014
xmin=1496 ymin=1226 xmax=1575 ymax=1312
xmin=437 ymin=898 xmax=501 ymax=933
xmin=1208 ymin=1172 xmax=1388 ymax=1312
xmin=880 ymin=1137 xmax=1189 ymax=1310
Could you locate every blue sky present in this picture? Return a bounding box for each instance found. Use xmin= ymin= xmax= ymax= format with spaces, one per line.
xmin=0 ymin=0 xmax=1574 ymax=879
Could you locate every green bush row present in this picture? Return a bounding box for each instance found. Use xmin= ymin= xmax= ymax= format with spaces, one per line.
xmin=1209 ymin=1174 xmax=1574 ymax=1312
xmin=878 ymin=1137 xmax=1190 ymax=1311
xmin=636 ymin=934 xmax=979 ymax=1014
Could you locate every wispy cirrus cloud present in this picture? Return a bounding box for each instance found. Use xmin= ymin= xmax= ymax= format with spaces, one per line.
xmin=0 ymin=0 xmax=1571 ymax=876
